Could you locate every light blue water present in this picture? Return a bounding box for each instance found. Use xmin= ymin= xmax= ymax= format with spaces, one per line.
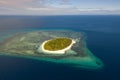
xmin=0 ymin=15 xmax=120 ymax=80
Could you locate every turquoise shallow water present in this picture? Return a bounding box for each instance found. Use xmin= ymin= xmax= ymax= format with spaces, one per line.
xmin=0 ymin=30 xmax=103 ymax=70
xmin=0 ymin=15 xmax=120 ymax=80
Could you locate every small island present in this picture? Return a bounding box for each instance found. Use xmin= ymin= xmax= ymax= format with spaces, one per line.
xmin=38 ymin=38 xmax=76 ymax=54
xmin=0 ymin=30 xmax=103 ymax=70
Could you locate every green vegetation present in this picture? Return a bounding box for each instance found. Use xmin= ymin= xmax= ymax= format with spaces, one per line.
xmin=44 ymin=38 xmax=72 ymax=51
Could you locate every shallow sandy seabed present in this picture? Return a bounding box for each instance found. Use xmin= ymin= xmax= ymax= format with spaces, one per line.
xmin=0 ymin=30 xmax=103 ymax=70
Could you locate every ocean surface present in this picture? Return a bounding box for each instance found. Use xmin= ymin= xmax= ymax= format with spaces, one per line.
xmin=0 ymin=15 xmax=120 ymax=80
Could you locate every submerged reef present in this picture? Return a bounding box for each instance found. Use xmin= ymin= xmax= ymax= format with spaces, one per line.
xmin=0 ymin=30 xmax=103 ymax=70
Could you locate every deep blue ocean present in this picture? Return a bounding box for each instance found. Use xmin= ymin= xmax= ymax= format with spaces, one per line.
xmin=0 ymin=15 xmax=120 ymax=80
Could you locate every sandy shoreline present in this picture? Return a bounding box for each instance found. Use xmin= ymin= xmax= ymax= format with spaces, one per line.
xmin=38 ymin=39 xmax=76 ymax=54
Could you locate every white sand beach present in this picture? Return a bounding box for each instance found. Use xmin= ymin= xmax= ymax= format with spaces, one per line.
xmin=39 ymin=39 xmax=76 ymax=54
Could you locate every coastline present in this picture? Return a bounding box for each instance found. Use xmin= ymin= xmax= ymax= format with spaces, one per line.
xmin=38 ymin=38 xmax=76 ymax=54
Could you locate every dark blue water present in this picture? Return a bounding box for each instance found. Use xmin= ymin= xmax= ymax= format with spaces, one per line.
xmin=0 ymin=15 xmax=120 ymax=80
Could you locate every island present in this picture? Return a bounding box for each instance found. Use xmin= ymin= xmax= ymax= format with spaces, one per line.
xmin=0 ymin=30 xmax=103 ymax=70
xmin=38 ymin=37 xmax=76 ymax=54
